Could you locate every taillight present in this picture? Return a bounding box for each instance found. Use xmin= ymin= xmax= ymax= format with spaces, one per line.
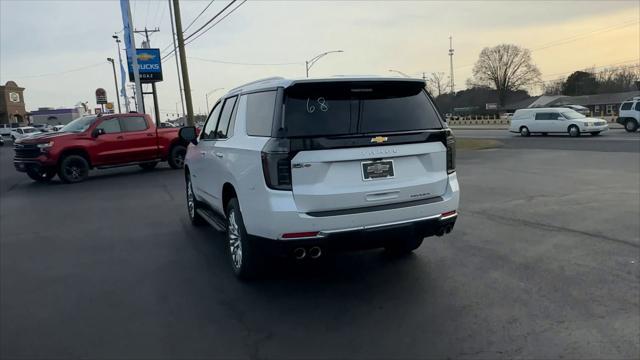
xmin=446 ymin=129 xmax=456 ymax=174
xmin=261 ymin=138 xmax=293 ymax=191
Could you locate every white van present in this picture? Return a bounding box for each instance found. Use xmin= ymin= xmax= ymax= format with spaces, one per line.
xmin=509 ymin=107 xmax=608 ymax=137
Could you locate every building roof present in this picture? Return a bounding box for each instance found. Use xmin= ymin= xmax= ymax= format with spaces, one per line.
xmin=548 ymin=90 xmax=640 ymax=106
xmin=226 ymin=76 xmax=426 ymax=96
xmin=29 ymin=108 xmax=79 ymax=115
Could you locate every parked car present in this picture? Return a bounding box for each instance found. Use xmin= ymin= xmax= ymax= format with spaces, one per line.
xmin=0 ymin=124 xmax=17 ymax=137
xmin=10 ymin=126 xmax=41 ymax=141
xmin=509 ymin=107 xmax=608 ymax=137
xmin=616 ymin=97 xmax=640 ymax=132
xmin=13 ymin=113 xmax=188 ymax=183
xmin=180 ymin=76 xmax=460 ymax=279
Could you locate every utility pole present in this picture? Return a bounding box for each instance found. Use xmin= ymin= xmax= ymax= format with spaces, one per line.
xmin=129 ymin=84 xmax=138 ymax=110
xmin=134 ymin=27 xmax=161 ymax=127
xmin=107 ymin=58 xmax=121 ymax=113
xmin=168 ymin=0 xmax=185 ymax=117
xmin=172 ymin=0 xmax=195 ymax=127
xmin=448 ymin=35 xmax=455 ymax=94
xmin=112 ymin=35 xmax=130 ymax=112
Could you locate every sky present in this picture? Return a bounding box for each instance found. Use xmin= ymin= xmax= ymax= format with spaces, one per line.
xmin=1 ymin=0 xmax=639 ymax=121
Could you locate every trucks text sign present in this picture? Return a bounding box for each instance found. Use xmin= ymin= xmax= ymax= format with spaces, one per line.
xmin=127 ymin=48 xmax=163 ymax=83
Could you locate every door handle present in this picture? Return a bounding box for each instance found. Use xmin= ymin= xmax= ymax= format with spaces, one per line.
xmin=200 ymin=151 xmax=206 ymax=157
xmin=215 ymin=152 xmax=223 ymax=158
xmin=116 ymin=136 xmax=124 ymax=140
xmin=146 ymin=133 xmax=153 ymax=137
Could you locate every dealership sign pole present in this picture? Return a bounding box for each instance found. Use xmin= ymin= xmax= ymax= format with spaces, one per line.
xmin=120 ymin=0 xmax=143 ymax=113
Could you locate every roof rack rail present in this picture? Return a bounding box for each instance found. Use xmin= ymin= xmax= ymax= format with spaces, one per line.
xmin=228 ymin=77 xmax=285 ymax=93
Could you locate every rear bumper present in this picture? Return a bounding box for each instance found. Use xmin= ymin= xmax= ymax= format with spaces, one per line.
xmin=242 ymin=173 xmax=460 ymax=240
xmin=252 ymin=213 xmax=457 ymax=257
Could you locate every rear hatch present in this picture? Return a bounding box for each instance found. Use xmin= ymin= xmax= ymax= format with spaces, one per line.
xmin=280 ymin=80 xmax=451 ymax=214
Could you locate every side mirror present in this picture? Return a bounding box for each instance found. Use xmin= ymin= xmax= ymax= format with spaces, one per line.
xmin=179 ymin=126 xmax=198 ymax=145
xmin=92 ymin=128 xmax=105 ymax=138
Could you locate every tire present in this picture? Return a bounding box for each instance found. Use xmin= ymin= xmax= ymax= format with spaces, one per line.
xmin=226 ymin=198 xmax=261 ymax=280
xmin=185 ymin=174 xmax=205 ymax=226
xmin=168 ymin=145 xmax=186 ymax=169
xmin=139 ymin=161 xmax=158 ymax=170
xmin=520 ymin=126 xmax=530 ymax=137
xmin=11 ymin=136 xmax=15 ymax=141
xmin=590 ymin=131 xmax=601 ymax=136
xmin=625 ymin=119 xmax=638 ymax=133
xmin=58 ymin=155 xmax=89 ymax=183
xmin=568 ymin=125 xmax=580 ymax=137
xmin=26 ymin=167 xmax=56 ymax=183
xmin=385 ymin=236 xmax=424 ymax=255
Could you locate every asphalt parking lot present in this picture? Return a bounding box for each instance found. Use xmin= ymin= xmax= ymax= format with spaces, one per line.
xmin=1 ymin=132 xmax=639 ymax=359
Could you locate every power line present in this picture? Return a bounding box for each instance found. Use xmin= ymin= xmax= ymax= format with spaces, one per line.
xmin=161 ymin=0 xmax=246 ymax=62
xmin=184 ymin=0 xmax=215 ymax=32
xmin=185 ymin=0 xmax=246 ymax=46
xmin=13 ymin=62 xmax=105 ymax=79
xmin=189 ymin=56 xmax=302 ymax=66
xmin=183 ymin=0 xmax=237 ymax=42
xmin=454 ymin=20 xmax=640 ymax=71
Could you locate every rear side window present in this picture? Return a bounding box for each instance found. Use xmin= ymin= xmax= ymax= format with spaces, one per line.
xmin=121 ymin=117 xmax=148 ymax=132
xmin=96 ymin=118 xmax=122 ymax=133
xmin=620 ymin=102 xmax=632 ymax=110
xmin=245 ymin=91 xmax=277 ymax=137
xmin=283 ymin=81 xmax=442 ymax=137
xmin=535 ymin=112 xmax=558 ymax=120
xmin=635 ymin=102 xmax=640 ymax=111
xmin=215 ymin=96 xmax=237 ymax=139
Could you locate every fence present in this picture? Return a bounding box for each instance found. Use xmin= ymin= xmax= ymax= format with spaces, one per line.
xmin=446 ymin=115 xmax=619 ymax=126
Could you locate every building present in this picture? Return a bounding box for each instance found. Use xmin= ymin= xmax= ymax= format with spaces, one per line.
xmin=29 ymin=106 xmax=87 ymax=126
xmin=504 ymin=90 xmax=640 ymax=115
xmin=0 ymin=81 xmax=28 ymax=125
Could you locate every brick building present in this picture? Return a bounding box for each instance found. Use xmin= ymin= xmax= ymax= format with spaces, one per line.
xmin=0 ymin=81 xmax=28 ymax=125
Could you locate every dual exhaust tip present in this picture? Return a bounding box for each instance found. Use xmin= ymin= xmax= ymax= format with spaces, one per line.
xmin=294 ymin=246 xmax=322 ymax=260
xmin=436 ymin=224 xmax=454 ymax=237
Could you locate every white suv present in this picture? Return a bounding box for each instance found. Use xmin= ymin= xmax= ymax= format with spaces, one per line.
xmin=179 ymin=77 xmax=460 ymax=279
xmin=617 ymin=97 xmax=640 ymax=132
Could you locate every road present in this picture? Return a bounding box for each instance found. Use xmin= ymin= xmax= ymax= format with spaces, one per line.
xmin=453 ymin=128 xmax=640 ymax=153
xmin=1 ymin=136 xmax=639 ymax=359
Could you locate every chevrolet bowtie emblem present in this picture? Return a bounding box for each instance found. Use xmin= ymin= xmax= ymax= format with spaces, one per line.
xmin=370 ymin=136 xmax=388 ymax=144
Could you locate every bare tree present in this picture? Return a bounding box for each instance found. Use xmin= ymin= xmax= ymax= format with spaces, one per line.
xmin=471 ymin=44 xmax=541 ymax=106
xmin=426 ymin=72 xmax=448 ymax=96
xmin=543 ymin=79 xmax=564 ymax=95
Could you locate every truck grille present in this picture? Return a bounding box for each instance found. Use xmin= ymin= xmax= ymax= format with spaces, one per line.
xmin=14 ymin=143 xmax=40 ymax=159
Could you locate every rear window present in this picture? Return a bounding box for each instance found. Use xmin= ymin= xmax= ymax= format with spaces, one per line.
xmin=121 ymin=117 xmax=148 ymax=132
xmin=283 ymin=81 xmax=442 ymax=137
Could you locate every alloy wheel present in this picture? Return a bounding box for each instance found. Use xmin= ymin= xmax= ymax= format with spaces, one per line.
xmin=228 ymin=211 xmax=243 ymax=270
xmin=186 ymin=179 xmax=195 ymax=219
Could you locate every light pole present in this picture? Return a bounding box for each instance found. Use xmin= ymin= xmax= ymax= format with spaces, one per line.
xmin=206 ymin=88 xmax=224 ymax=111
xmin=112 ymin=35 xmax=129 ymax=112
xmin=107 ymin=58 xmax=121 ymax=113
xmin=388 ymin=69 xmax=410 ymax=78
xmin=305 ymin=50 xmax=343 ymax=78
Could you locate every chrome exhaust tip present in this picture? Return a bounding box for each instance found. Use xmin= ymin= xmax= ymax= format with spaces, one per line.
xmin=293 ymin=247 xmax=306 ymax=260
xmin=309 ymin=246 xmax=322 ymax=259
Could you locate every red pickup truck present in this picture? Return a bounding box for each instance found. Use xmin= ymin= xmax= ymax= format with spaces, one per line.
xmin=13 ymin=113 xmax=187 ymax=183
